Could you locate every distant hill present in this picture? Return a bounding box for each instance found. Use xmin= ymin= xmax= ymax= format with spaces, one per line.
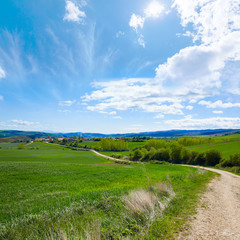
xmin=1 ymin=129 xmax=239 ymax=141
xmin=0 ymin=135 xmax=31 ymax=143
xmin=0 ymin=130 xmax=63 ymax=139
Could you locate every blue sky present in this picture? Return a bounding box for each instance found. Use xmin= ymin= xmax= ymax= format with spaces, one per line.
xmin=0 ymin=0 xmax=240 ymax=133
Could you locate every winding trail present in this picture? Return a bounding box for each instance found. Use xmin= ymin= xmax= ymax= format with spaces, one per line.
xmin=179 ymin=167 xmax=240 ymax=240
xmin=48 ymin=142 xmax=240 ymax=239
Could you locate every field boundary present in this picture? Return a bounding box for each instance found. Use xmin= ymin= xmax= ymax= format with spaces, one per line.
xmin=47 ymin=142 xmax=131 ymax=163
xmin=187 ymin=140 xmax=240 ymax=149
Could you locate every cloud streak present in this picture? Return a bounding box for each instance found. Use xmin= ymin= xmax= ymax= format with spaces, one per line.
xmin=166 ymin=116 xmax=240 ymax=129
xmin=0 ymin=66 xmax=5 ymax=79
xmin=199 ymin=100 xmax=240 ymax=109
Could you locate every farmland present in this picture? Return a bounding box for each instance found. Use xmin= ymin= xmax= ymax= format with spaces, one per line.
xmin=0 ymin=142 xmax=214 ymax=239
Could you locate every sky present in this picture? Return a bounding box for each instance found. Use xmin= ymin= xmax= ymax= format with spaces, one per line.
xmin=0 ymin=0 xmax=240 ymax=133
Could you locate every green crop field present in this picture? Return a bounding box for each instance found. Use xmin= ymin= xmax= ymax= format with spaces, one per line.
xmin=188 ymin=141 xmax=240 ymax=158
xmin=0 ymin=142 xmax=215 ymax=239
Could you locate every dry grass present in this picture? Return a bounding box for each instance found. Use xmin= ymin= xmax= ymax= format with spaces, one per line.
xmin=123 ymin=182 xmax=175 ymax=221
xmin=85 ymin=220 xmax=101 ymax=240
xmin=124 ymin=190 xmax=157 ymax=214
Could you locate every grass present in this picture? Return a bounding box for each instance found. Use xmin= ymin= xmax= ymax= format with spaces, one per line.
xmin=0 ymin=142 xmax=215 ymax=239
xmin=187 ymin=141 xmax=240 ymax=158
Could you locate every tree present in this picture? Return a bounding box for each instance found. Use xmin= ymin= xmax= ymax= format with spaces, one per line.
xmin=170 ymin=143 xmax=183 ymax=163
xmin=180 ymin=148 xmax=191 ymax=164
xmin=205 ymin=149 xmax=222 ymax=166
xmin=154 ymin=148 xmax=170 ymax=162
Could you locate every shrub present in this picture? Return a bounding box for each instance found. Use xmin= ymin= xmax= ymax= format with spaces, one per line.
xmin=153 ymin=148 xmax=170 ymax=162
xmin=194 ymin=153 xmax=206 ymax=166
xmin=187 ymin=151 xmax=199 ymax=165
xmin=18 ymin=144 xmax=25 ymax=149
xmin=205 ymin=149 xmax=222 ymax=166
xmin=131 ymin=149 xmax=143 ymax=161
xmin=219 ymin=153 xmax=240 ymax=167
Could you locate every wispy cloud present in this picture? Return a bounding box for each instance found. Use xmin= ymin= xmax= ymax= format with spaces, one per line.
xmin=166 ymin=116 xmax=240 ymax=129
xmin=58 ymin=109 xmax=71 ymax=113
xmin=11 ymin=120 xmax=40 ymax=126
xmin=0 ymin=66 xmax=5 ymax=79
xmin=63 ymin=0 xmax=86 ymax=23
xmin=0 ymin=31 xmax=38 ymax=83
xmin=59 ymin=100 xmax=76 ymax=107
xmin=213 ymin=110 xmax=223 ymax=114
xmin=199 ymin=100 xmax=240 ymax=109
xmin=115 ymin=31 xmax=125 ymax=38
xmin=186 ymin=105 xmax=193 ymax=110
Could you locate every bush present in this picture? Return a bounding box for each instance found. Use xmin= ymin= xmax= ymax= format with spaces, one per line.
xmin=219 ymin=153 xmax=240 ymax=167
xmin=194 ymin=153 xmax=206 ymax=166
xmin=205 ymin=149 xmax=222 ymax=166
xmin=131 ymin=149 xmax=143 ymax=161
xmin=18 ymin=144 xmax=25 ymax=149
xmin=187 ymin=151 xmax=199 ymax=165
xmin=153 ymin=148 xmax=170 ymax=162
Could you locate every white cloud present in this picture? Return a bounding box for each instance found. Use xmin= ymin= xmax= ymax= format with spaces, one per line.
xmin=63 ymin=0 xmax=86 ymax=23
xmin=199 ymin=100 xmax=240 ymax=108
xmin=112 ymin=116 xmax=122 ymax=119
xmin=59 ymin=100 xmax=76 ymax=107
xmin=154 ymin=114 xmax=165 ymax=119
xmin=129 ymin=1 xmax=166 ymax=47
xmin=11 ymin=120 xmax=40 ymax=126
xmin=172 ymin=0 xmax=240 ymax=45
xmin=0 ymin=66 xmax=6 ymax=79
xmin=83 ymin=78 xmax=185 ymax=115
xmin=83 ymin=0 xmax=240 ymax=121
xmin=186 ymin=105 xmax=193 ymax=110
xmin=189 ymin=99 xmax=197 ymax=104
xmin=99 ymin=111 xmax=117 ymax=115
xmin=144 ymin=1 xmax=165 ymax=18
xmin=58 ymin=109 xmax=71 ymax=113
xmin=166 ymin=117 xmax=240 ymax=129
xmin=0 ymin=96 xmax=3 ymax=101
xmin=129 ymin=14 xmax=145 ymax=32
xmin=213 ymin=110 xmax=223 ymax=114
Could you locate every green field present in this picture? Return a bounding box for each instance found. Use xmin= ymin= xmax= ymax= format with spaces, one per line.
xmin=188 ymin=141 xmax=240 ymax=158
xmin=0 ymin=142 xmax=215 ymax=239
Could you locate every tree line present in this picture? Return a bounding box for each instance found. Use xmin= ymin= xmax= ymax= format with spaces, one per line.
xmin=130 ymin=139 xmax=240 ymax=169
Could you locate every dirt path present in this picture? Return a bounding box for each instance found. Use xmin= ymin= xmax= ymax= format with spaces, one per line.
xmin=89 ymin=149 xmax=130 ymax=163
xmin=179 ymin=167 xmax=240 ymax=240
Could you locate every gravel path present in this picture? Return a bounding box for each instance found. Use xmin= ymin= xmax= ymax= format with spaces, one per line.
xmin=179 ymin=167 xmax=240 ymax=240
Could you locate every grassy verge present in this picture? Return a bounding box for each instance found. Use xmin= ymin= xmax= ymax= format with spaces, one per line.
xmin=187 ymin=141 xmax=240 ymax=158
xmin=0 ymin=143 xmax=215 ymax=239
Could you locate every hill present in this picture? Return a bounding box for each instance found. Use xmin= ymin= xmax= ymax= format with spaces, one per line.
xmin=0 ymin=129 xmax=239 ymax=140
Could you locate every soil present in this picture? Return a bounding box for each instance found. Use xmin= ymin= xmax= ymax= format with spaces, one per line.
xmin=178 ymin=167 xmax=240 ymax=240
